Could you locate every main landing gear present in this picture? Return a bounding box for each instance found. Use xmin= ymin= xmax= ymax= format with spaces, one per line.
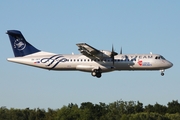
xmin=91 ymin=69 xmax=102 ymax=78
xmin=160 ymin=69 xmax=165 ymax=76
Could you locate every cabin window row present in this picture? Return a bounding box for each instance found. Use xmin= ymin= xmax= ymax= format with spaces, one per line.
xmin=66 ymin=59 xmax=136 ymax=62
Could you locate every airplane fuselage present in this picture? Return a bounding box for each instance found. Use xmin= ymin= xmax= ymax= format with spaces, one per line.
xmin=7 ymin=52 xmax=172 ymax=73
xmin=6 ymin=30 xmax=173 ymax=78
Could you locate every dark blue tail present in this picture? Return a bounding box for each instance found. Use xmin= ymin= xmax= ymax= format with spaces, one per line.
xmin=6 ymin=30 xmax=40 ymax=57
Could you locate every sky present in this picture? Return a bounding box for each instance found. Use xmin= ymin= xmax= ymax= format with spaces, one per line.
xmin=0 ymin=1 xmax=180 ymax=109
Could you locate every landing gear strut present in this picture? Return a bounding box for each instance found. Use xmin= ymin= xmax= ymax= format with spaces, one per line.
xmin=91 ymin=69 xmax=102 ymax=78
xmin=160 ymin=69 xmax=165 ymax=76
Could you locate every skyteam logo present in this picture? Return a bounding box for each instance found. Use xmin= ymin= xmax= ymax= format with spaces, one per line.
xmin=14 ymin=38 xmax=26 ymax=51
xmin=41 ymin=55 xmax=67 ymax=69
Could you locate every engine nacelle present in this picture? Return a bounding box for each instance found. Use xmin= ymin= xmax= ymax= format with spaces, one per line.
xmin=94 ymin=50 xmax=112 ymax=58
xmin=96 ymin=50 xmax=118 ymax=58
xmin=100 ymin=50 xmax=112 ymax=57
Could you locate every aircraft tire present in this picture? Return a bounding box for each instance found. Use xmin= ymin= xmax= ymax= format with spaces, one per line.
xmin=91 ymin=71 xmax=96 ymax=76
xmin=161 ymin=73 xmax=164 ymax=76
xmin=96 ymin=72 xmax=102 ymax=78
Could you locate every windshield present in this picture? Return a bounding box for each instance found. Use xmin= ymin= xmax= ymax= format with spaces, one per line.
xmin=160 ymin=56 xmax=166 ymax=60
xmin=155 ymin=56 xmax=166 ymax=60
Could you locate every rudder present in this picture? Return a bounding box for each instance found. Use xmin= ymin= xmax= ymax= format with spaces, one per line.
xmin=6 ymin=30 xmax=40 ymax=57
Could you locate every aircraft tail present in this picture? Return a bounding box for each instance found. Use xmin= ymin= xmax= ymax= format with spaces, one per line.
xmin=6 ymin=30 xmax=40 ymax=57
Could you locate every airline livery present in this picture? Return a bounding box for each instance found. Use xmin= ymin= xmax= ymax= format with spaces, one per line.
xmin=6 ymin=30 xmax=173 ymax=78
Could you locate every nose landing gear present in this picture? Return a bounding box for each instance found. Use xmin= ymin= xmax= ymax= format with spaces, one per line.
xmin=160 ymin=69 xmax=165 ymax=76
xmin=161 ymin=72 xmax=164 ymax=76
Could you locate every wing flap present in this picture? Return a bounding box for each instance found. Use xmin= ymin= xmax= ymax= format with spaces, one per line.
xmin=76 ymin=43 xmax=102 ymax=58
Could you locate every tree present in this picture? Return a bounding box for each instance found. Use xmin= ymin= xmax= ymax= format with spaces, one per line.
xmin=144 ymin=104 xmax=155 ymax=113
xmin=154 ymin=102 xmax=167 ymax=114
xmin=167 ymin=100 xmax=180 ymax=114
xmin=134 ymin=101 xmax=144 ymax=113
xmin=56 ymin=104 xmax=81 ymax=120
xmin=35 ymin=108 xmax=46 ymax=120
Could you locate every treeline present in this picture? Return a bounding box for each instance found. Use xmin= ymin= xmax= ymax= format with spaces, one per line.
xmin=1 ymin=100 xmax=180 ymax=120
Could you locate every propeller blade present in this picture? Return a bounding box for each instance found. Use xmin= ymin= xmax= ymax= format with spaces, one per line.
xmin=112 ymin=45 xmax=114 ymax=52
xmin=111 ymin=45 xmax=115 ymax=65
xmin=120 ymin=47 xmax=122 ymax=54
xmin=112 ymin=56 xmax=114 ymax=65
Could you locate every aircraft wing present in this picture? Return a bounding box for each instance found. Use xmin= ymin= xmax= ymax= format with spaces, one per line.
xmin=76 ymin=43 xmax=102 ymax=59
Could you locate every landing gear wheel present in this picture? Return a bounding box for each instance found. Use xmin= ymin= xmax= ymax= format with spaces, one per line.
xmin=161 ymin=73 xmax=164 ymax=76
xmin=96 ymin=72 xmax=102 ymax=78
xmin=91 ymin=69 xmax=102 ymax=78
xmin=160 ymin=69 xmax=165 ymax=76
xmin=91 ymin=72 xmax=96 ymax=77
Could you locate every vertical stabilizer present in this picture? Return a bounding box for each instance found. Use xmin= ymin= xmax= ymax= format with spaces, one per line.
xmin=6 ymin=30 xmax=40 ymax=57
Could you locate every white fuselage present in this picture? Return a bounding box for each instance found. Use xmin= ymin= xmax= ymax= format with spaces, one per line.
xmin=7 ymin=52 xmax=173 ymax=73
xmin=6 ymin=30 xmax=173 ymax=78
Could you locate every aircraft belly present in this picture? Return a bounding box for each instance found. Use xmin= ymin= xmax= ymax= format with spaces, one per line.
xmin=115 ymin=62 xmax=134 ymax=70
xmin=75 ymin=62 xmax=114 ymax=72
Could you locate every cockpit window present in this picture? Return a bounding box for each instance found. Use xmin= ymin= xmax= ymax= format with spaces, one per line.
xmin=155 ymin=56 xmax=160 ymax=59
xmin=160 ymin=56 xmax=166 ymax=60
xmin=155 ymin=56 xmax=166 ymax=60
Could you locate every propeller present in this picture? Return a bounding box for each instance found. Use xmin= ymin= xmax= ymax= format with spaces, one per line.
xmin=110 ymin=45 xmax=118 ymax=65
xmin=120 ymin=47 xmax=122 ymax=54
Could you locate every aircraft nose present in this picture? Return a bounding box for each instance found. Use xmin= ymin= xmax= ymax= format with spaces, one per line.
xmin=167 ymin=61 xmax=173 ymax=68
xmin=169 ymin=62 xmax=173 ymax=67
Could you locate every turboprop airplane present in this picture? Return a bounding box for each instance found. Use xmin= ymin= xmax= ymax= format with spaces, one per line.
xmin=6 ymin=30 xmax=173 ymax=78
